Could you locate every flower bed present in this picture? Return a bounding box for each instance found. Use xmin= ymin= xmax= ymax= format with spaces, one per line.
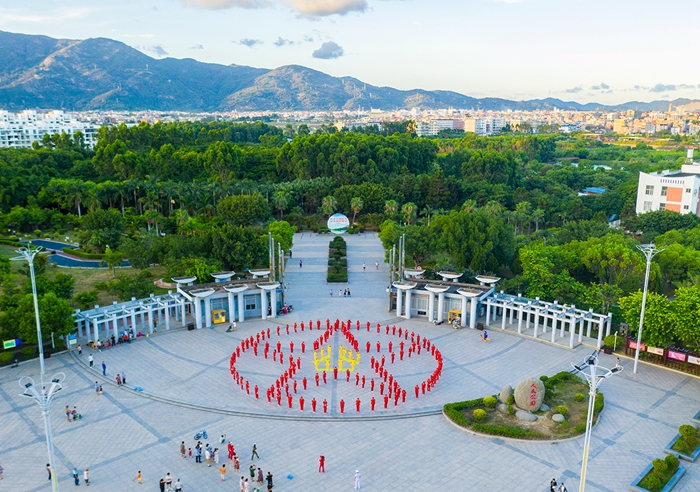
xmin=443 ymin=371 xmax=604 ymax=440
xmin=630 ymin=455 xmax=684 ymax=492
xmin=664 ymin=425 xmax=700 ymax=462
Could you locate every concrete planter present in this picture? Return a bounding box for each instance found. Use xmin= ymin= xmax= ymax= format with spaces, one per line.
xmin=692 ymin=410 xmax=700 ymax=426
xmin=663 ymin=434 xmax=700 ymax=462
xmin=628 ymin=464 xmax=686 ymax=492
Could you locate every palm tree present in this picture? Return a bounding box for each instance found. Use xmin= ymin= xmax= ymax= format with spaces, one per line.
xmin=101 ymin=247 xmax=125 ymax=278
xmin=401 ymin=202 xmax=417 ymax=225
xmin=420 ymin=205 xmax=433 ymax=226
xmin=384 ymin=199 xmax=398 ymax=219
xmin=321 ymin=195 xmax=337 ymax=217
xmin=82 ymin=184 xmax=101 ymax=213
xmin=515 ymin=201 xmax=532 ymax=235
xmin=350 ymin=197 xmax=363 ymax=225
xmin=483 ymin=200 xmax=504 ymax=216
xmin=272 ymin=190 xmax=289 ymax=219
xmin=532 ymin=208 xmax=545 ymax=232
xmin=461 ymin=199 xmax=477 ymax=213
xmin=173 ymin=208 xmax=189 ymax=234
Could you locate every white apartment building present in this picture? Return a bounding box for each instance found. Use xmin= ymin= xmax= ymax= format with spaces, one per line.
xmin=463 ymin=117 xmax=507 ymax=136
xmin=415 ymin=118 xmax=464 ymax=137
xmin=636 ymin=151 xmax=700 ymax=215
xmin=0 ymin=110 xmax=98 ymax=149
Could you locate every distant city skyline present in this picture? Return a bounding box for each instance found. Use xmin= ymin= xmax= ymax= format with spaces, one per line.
xmin=1 ymin=0 xmax=699 ymax=105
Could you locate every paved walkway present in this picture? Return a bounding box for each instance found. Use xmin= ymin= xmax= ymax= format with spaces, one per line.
xmin=0 ymin=233 xmax=699 ymax=491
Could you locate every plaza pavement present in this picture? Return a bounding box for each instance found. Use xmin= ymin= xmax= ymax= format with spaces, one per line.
xmin=0 ymin=232 xmax=699 ymax=491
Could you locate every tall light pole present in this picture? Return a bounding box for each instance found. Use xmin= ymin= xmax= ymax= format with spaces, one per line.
xmin=11 ymin=245 xmax=46 ymax=375
xmin=571 ymin=351 xmax=622 ymax=492
xmin=634 ymin=244 xmax=663 ymax=374
xmin=20 ymin=373 xmax=65 ymax=492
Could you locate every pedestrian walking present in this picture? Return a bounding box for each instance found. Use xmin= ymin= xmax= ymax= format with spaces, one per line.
xmin=98 ymin=386 xmax=103 ymax=395
xmin=116 ymin=374 xmax=121 ymax=386
xmin=228 ymin=442 xmax=234 ymax=460
xmin=136 ymin=470 xmax=142 ymax=484
xmin=174 ymin=479 xmax=182 ymax=491
xmin=318 ymin=455 xmax=325 ymax=473
xmin=214 ymin=448 xmax=220 ymax=464
xmin=251 ymin=443 xmax=259 ymax=460
xmin=159 ymin=478 xmax=165 ymax=492
xmin=165 ymin=472 xmax=172 ymax=491
xmin=240 ymin=476 xmax=245 ymax=492
xmin=188 ymin=448 xmax=192 ymax=458
xmin=266 ymin=472 xmax=273 ymax=492
xmin=71 ymin=406 xmax=79 ymax=421
xmin=94 ymin=381 xmax=99 ymax=395
xmin=362 ymin=262 xmax=366 ymax=271
xmin=88 ymin=354 xmax=93 ymax=367
xmin=72 ymin=467 xmax=79 ymax=485
xmin=195 ymin=444 xmax=202 ymax=463
xmin=66 ymin=405 xmax=71 ymax=422
xmin=550 ymin=478 xmax=558 ymax=492
xmin=180 ymin=441 xmax=186 ymax=458
xmin=219 ymin=434 xmax=226 ymax=444
xmin=219 ymin=464 xmax=227 ymax=481
xmin=46 ymin=463 xmax=51 ymax=481
xmin=121 ymin=371 xmax=126 ymax=384
xmin=559 ymin=483 xmax=568 ymax=492
xmin=299 ymin=259 xmax=302 ymax=268
xmin=354 ymin=469 xmax=361 ymax=489
xmin=244 ymin=478 xmax=249 ymax=492
xmin=329 ymin=289 xmax=333 ymax=297
xmin=83 ymin=468 xmax=89 ymax=486
xmin=375 ymin=261 xmax=379 ymax=270
xmin=0 ymin=462 xmax=3 ymax=480
xmin=257 ymin=467 xmax=263 ymax=485
xmin=249 ymin=464 xmax=256 ymax=482
xmin=101 ymin=361 xmax=106 ymax=376
xmin=205 ymin=448 xmax=211 ymax=467
xmin=77 ymin=344 xmax=82 ymax=355
xmin=233 ymin=454 xmax=240 ymax=471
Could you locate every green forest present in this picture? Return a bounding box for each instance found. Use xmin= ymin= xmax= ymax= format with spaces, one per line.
xmin=0 ymin=120 xmax=699 ymax=355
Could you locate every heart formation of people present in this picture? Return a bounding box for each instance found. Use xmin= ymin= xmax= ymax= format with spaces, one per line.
xmin=229 ymin=319 xmax=444 ymax=414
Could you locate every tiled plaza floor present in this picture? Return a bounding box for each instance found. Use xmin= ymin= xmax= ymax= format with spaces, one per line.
xmin=0 ymin=232 xmax=699 ymax=491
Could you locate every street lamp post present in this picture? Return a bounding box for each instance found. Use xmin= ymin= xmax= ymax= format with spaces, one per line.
xmin=20 ymin=373 xmax=65 ymax=492
xmin=571 ymin=351 xmax=622 ymax=492
xmin=634 ymin=244 xmax=663 ymax=374
xmin=11 ymin=245 xmax=46 ymax=375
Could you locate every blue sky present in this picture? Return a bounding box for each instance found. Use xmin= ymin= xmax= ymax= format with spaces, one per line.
xmin=2 ymin=0 xmax=699 ymax=104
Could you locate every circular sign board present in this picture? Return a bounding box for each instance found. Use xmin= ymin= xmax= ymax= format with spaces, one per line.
xmin=327 ymin=213 xmax=350 ymax=234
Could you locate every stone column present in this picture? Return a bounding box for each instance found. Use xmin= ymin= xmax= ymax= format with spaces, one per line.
xmin=164 ymin=304 xmax=171 ymax=330
xmin=597 ymin=317 xmax=605 ymax=349
xmin=586 ymin=309 xmax=593 ymax=337
xmin=271 ymin=289 xmax=278 ymax=318
xmin=112 ymin=313 xmax=119 ymax=341
xmin=238 ymin=293 xmax=245 ymax=323
xmin=405 ymin=290 xmax=412 ymax=319
xmin=180 ymin=300 xmax=187 ymax=326
xmin=204 ymin=297 xmax=212 ymax=327
xmin=569 ymin=316 xmax=577 ymax=348
xmin=437 ymin=293 xmax=444 ymax=323
xmin=551 ymin=317 xmax=558 ymax=343
xmin=486 ymin=298 xmax=492 ymax=325
xmin=605 ymin=315 xmax=612 ymax=337
xmin=194 ymin=298 xmax=203 ymax=329
xmin=261 ymin=290 xmax=268 ymax=320
xmin=396 ymin=289 xmax=403 ymax=318
xmin=428 ymin=293 xmax=435 ymax=323
xmin=76 ymin=317 xmax=83 ymax=338
xmin=533 ymin=311 xmax=539 ymax=338
xmin=228 ymin=292 xmax=235 ymax=324
xmin=140 ymin=308 xmax=147 ymax=330
xmin=460 ymin=295 xmax=468 ymax=328
xmin=517 ymin=306 xmax=524 ymax=334
xmin=148 ymin=305 xmax=154 ymax=334
xmin=509 ymin=305 xmax=514 ymax=325
xmin=92 ymin=317 xmax=99 ymax=342
xmin=501 ymin=304 xmax=506 ymax=330
xmin=469 ymin=298 xmax=478 ymax=329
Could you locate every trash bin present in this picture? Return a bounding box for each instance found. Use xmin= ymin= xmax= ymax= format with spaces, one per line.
xmin=187 ymin=323 xmax=195 ymax=331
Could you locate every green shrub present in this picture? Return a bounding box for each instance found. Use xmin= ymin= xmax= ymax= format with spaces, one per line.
xmin=575 ymin=393 xmax=585 ymax=402
xmin=507 ymin=405 xmax=515 ymax=415
xmin=603 ymin=334 xmax=618 ymax=348
xmin=63 ymin=248 xmax=105 ymax=260
xmin=561 ymin=420 xmax=569 ymax=428
xmin=679 ymin=425 xmax=697 ymax=439
xmin=556 ymin=405 xmax=569 ymax=416
xmin=471 ymin=423 xmax=543 ymax=439
xmin=483 ymin=396 xmax=497 ymax=408
xmin=472 ymin=409 xmax=487 ymax=421
xmin=0 ymin=352 xmax=14 ymax=363
xmin=652 ymin=458 xmax=667 ymax=477
xmin=664 ymin=454 xmax=679 ymax=470
xmin=21 ymin=346 xmax=36 ymax=356
xmin=539 ymin=375 xmax=549 ymax=382
xmin=574 ymin=423 xmax=586 ymax=434
xmin=506 ymin=395 xmax=515 ymax=405
xmin=645 ymin=475 xmax=662 ymax=491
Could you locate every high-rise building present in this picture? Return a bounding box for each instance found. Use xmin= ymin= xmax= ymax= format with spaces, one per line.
xmin=0 ymin=110 xmax=98 ymax=148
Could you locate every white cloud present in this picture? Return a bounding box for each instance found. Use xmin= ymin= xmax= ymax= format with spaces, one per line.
xmin=312 ymin=40 xmax=344 ymax=59
xmin=238 ymin=38 xmax=263 ymax=47
xmin=180 ymin=0 xmax=270 ymax=9
xmin=148 ymin=45 xmax=169 ymax=57
xmin=285 ymin=0 xmax=367 ymax=16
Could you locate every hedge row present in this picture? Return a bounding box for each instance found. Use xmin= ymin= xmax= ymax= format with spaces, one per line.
xmin=327 ymin=236 xmax=348 ymax=283
xmin=62 ymin=247 xmax=105 ymax=260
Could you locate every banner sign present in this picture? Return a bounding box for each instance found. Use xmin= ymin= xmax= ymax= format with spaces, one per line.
xmin=688 ymin=356 xmax=700 ymax=366
xmin=667 ymin=350 xmax=686 ymax=361
xmin=647 ymin=347 xmax=664 ymax=356
xmin=327 ymin=213 xmax=350 ymax=234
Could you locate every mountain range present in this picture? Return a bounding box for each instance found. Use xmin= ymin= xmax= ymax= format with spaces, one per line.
xmin=0 ymin=30 xmax=698 ymax=113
